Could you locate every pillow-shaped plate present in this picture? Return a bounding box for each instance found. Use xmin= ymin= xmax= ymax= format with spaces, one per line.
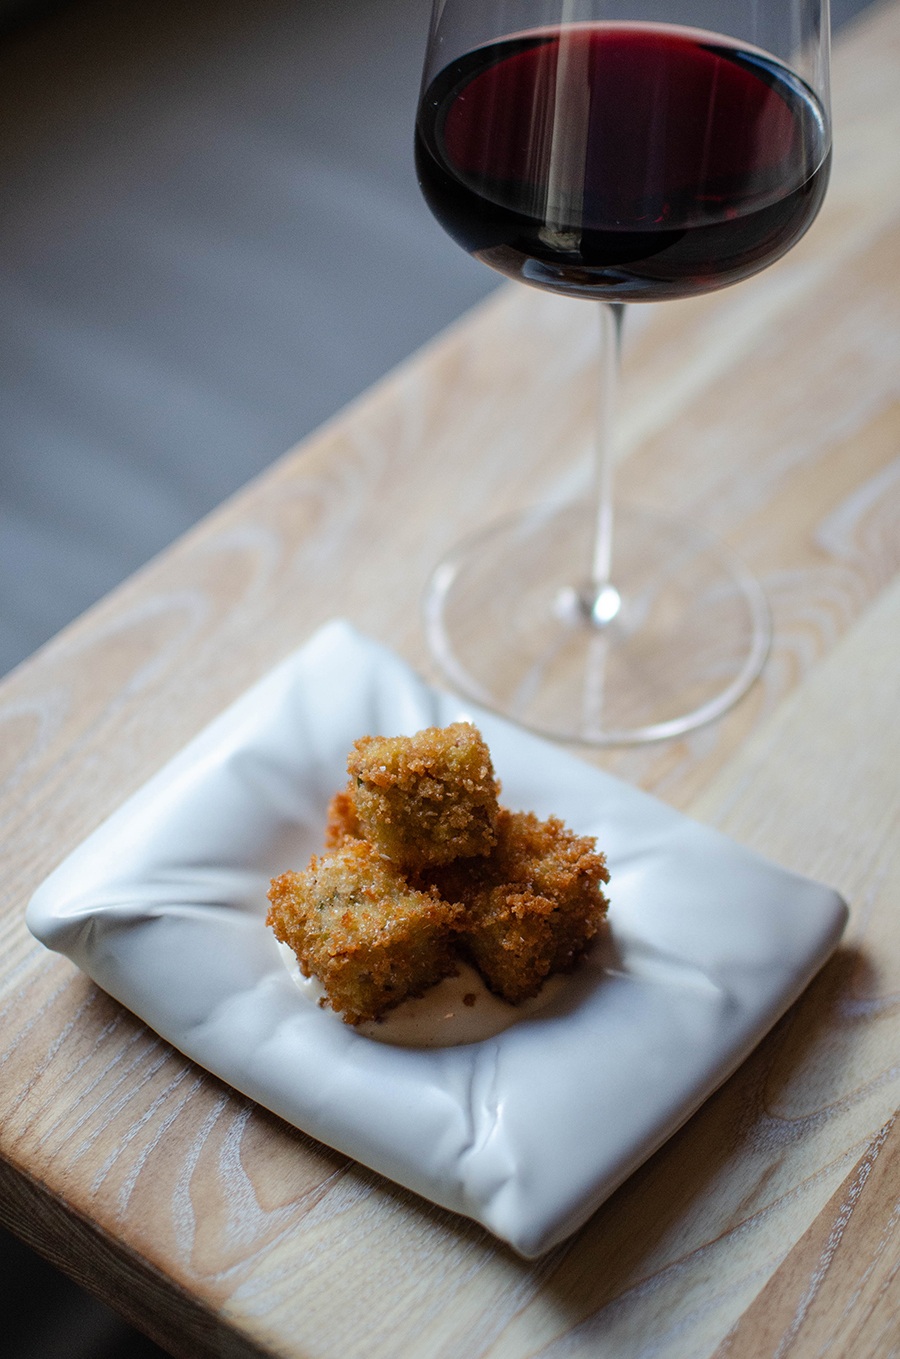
xmin=27 ymin=620 xmax=848 ymax=1256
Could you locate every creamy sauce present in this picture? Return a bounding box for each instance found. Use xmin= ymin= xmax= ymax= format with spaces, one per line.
xmin=276 ymin=940 xmax=568 ymax=1047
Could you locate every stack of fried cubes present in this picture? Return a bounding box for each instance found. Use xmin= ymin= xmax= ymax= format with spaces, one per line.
xmin=267 ymin=723 xmax=609 ymax=1024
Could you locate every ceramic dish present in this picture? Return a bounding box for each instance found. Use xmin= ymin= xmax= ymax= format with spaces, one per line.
xmin=26 ymin=620 xmax=848 ymax=1256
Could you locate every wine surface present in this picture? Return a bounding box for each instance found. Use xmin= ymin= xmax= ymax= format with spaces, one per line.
xmin=415 ymin=24 xmax=830 ymax=300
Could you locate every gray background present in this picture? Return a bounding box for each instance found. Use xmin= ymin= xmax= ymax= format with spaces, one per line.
xmin=0 ymin=0 xmax=492 ymax=680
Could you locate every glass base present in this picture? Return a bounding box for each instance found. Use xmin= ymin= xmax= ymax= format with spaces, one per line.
xmin=424 ymin=503 xmax=770 ymax=745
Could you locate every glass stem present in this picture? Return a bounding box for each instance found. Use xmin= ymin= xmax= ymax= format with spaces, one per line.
xmin=586 ymin=300 xmax=625 ymax=625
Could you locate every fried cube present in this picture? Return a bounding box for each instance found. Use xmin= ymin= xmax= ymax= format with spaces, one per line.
xmin=323 ymin=786 xmax=361 ymax=848
xmin=437 ymin=809 xmax=610 ymax=1004
xmin=267 ymin=839 xmax=461 ymax=1024
xmin=346 ymin=722 xmax=500 ymax=870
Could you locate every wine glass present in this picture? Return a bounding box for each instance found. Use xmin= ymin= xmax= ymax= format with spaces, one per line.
xmin=415 ymin=0 xmax=831 ymax=743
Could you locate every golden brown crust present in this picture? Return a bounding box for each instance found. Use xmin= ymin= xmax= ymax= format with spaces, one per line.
xmin=268 ymin=725 xmax=610 ymax=1023
xmin=428 ymin=810 xmax=609 ymax=1004
xmin=323 ymin=786 xmax=361 ymax=848
xmin=267 ymin=839 xmax=462 ymax=1025
xmin=347 ymin=722 xmax=500 ymax=869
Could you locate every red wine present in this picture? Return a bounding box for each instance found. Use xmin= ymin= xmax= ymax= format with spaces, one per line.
xmin=415 ymin=24 xmax=830 ymax=301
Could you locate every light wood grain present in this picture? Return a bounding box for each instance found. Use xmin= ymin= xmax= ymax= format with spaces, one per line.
xmin=713 ymin=1111 xmax=900 ymax=1358
xmin=2 ymin=3 xmax=900 ymax=1356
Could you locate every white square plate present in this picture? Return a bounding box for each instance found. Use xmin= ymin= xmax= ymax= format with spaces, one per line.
xmin=27 ymin=620 xmax=847 ymax=1256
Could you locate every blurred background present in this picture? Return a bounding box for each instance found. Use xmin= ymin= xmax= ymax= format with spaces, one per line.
xmin=0 ymin=0 xmax=494 ymax=684
xmin=0 ymin=0 xmax=877 ymax=1352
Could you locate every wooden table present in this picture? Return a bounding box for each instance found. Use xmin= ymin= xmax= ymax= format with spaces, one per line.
xmin=2 ymin=4 xmax=899 ymax=1355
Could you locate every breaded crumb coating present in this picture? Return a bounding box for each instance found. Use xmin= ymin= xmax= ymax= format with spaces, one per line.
xmin=267 ymin=839 xmax=461 ymax=1024
xmin=269 ymin=723 xmax=611 ymax=1023
xmin=324 ymin=787 xmax=361 ymax=848
xmin=347 ymin=721 xmax=500 ymax=869
xmin=432 ymin=809 xmax=610 ymax=1004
